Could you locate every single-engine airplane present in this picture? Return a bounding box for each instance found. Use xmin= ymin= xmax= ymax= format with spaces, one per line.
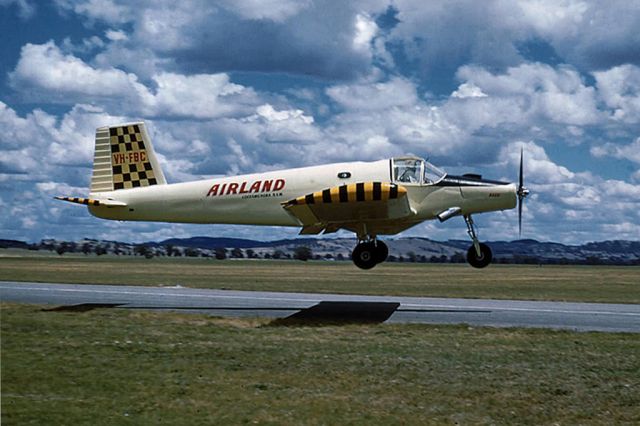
xmin=57 ymin=122 xmax=529 ymax=269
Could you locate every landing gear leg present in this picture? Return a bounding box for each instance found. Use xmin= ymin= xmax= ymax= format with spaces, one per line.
xmin=464 ymin=215 xmax=492 ymax=268
xmin=351 ymin=236 xmax=388 ymax=270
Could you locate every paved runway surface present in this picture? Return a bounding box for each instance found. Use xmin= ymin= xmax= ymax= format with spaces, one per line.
xmin=2 ymin=281 xmax=640 ymax=332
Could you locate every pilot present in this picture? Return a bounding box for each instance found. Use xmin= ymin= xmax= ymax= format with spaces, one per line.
xmin=400 ymin=166 xmax=419 ymax=183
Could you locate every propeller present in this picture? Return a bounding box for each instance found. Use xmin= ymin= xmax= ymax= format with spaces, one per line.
xmin=517 ymin=147 xmax=530 ymax=236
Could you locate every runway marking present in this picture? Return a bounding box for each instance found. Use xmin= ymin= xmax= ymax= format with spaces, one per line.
xmin=0 ymin=284 xmax=320 ymax=304
xmin=400 ymin=303 xmax=640 ymax=317
xmin=2 ymin=284 xmax=640 ymax=317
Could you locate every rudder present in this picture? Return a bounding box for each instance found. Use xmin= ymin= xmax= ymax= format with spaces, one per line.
xmin=90 ymin=122 xmax=166 ymax=193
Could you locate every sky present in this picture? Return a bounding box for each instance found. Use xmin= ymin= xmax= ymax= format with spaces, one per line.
xmin=1 ymin=0 xmax=639 ymax=244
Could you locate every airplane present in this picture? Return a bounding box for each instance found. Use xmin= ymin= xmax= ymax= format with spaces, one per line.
xmin=56 ymin=122 xmax=530 ymax=269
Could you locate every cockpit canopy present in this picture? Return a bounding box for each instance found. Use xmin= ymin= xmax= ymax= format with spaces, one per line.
xmin=392 ymin=156 xmax=446 ymax=185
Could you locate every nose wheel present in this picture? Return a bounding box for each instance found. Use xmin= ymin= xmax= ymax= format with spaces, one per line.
xmin=464 ymin=215 xmax=492 ymax=268
xmin=352 ymin=239 xmax=388 ymax=269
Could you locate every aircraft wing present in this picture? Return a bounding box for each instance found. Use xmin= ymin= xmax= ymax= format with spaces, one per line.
xmin=282 ymin=182 xmax=415 ymax=235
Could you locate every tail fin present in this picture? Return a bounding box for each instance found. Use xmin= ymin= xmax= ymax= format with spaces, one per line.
xmin=90 ymin=122 xmax=166 ymax=193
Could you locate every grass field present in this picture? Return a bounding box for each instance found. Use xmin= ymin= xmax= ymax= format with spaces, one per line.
xmin=1 ymin=255 xmax=639 ymax=303
xmin=2 ymin=303 xmax=639 ymax=425
xmin=2 ymin=256 xmax=640 ymax=423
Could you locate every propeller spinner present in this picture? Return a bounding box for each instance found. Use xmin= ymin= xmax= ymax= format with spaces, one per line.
xmin=517 ymin=148 xmax=530 ymax=236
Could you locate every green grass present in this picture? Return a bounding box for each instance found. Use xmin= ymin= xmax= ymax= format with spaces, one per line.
xmin=2 ymin=303 xmax=639 ymax=425
xmin=1 ymin=255 xmax=639 ymax=303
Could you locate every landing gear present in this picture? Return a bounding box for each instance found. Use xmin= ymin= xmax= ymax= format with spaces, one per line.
xmin=464 ymin=215 xmax=492 ymax=268
xmin=466 ymin=243 xmax=492 ymax=268
xmin=352 ymin=239 xmax=388 ymax=270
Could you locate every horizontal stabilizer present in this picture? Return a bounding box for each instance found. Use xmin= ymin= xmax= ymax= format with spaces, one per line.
xmin=54 ymin=196 xmax=127 ymax=207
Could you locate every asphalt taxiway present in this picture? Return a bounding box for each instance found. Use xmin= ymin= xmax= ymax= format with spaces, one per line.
xmin=1 ymin=281 xmax=639 ymax=332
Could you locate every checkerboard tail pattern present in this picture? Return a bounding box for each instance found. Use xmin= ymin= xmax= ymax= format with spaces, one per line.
xmin=90 ymin=122 xmax=166 ymax=192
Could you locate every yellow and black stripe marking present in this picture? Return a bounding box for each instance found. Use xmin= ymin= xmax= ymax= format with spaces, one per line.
xmin=286 ymin=182 xmax=405 ymax=206
xmin=110 ymin=125 xmax=158 ymax=190
xmin=54 ymin=196 xmax=101 ymax=206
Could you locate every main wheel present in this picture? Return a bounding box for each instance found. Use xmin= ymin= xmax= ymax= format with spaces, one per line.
xmin=352 ymin=242 xmax=378 ymax=270
xmin=373 ymin=240 xmax=388 ymax=264
xmin=467 ymin=243 xmax=492 ymax=268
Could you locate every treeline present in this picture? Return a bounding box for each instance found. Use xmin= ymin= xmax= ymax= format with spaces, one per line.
xmin=2 ymin=239 xmax=639 ymax=265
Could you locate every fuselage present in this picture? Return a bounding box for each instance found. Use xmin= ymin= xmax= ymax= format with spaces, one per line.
xmin=88 ymin=158 xmax=517 ymax=234
xmin=57 ymin=121 xmax=528 ymax=269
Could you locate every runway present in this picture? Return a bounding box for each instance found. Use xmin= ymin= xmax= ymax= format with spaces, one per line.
xmin=2 ymin=281 xmax=639 ymax=332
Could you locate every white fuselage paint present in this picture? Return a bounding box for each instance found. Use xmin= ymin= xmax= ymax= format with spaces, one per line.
xmin=88 ymin=159 xmax=517 ymax=234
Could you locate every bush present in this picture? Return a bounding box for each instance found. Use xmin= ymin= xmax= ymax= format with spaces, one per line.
xmin=214 ymin=248 xmax=227 ymax=260
xmin=293 ymin=246 xmax=312 ymax=261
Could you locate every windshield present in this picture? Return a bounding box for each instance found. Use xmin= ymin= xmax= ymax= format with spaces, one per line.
xmin=424 ymin=161 xmax=446 ymax=184
xmin=393 ymin=158 xmax=422 ymax=184
xmin=393 ymin=157 xmax=446 ymax=185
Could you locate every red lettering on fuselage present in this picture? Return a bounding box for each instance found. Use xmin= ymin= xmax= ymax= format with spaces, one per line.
xmin=207 ymin=184 xmax=219 ymax=197
xmin=249 ymin=181 xmax=261 ymax=193
xmin=227 ymin=183 xmax=239 ymax=194
xmin=206 ymin=179 xmax=286 ymax=197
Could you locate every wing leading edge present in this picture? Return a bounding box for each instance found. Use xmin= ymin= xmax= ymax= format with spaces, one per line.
xmin=282 ymin=182 xmax=415 ymax=236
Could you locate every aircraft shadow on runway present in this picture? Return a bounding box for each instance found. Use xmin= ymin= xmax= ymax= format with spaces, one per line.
xmin=43 ymin=301 xmax=490 ymax=326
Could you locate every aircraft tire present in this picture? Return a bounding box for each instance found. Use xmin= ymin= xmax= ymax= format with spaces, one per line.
xmin=374 ymin=240 xmax=388 ymax=264
xmin=352 ymin=242 xmax=378 ymax=270
xmin=466 ymin=243 xmax=492 ymax=268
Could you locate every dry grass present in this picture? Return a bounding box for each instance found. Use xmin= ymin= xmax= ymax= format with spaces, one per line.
xmin=2 ymin=303 xmax=639 ymax=425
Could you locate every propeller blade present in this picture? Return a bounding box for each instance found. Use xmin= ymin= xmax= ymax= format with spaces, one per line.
xmin=517 ymin=147 xmax=527 ymax=237
xmin=518 ymin=196 xmax=523 ymax=236
xmin=519 ymin=147 xmax=524 ymax=190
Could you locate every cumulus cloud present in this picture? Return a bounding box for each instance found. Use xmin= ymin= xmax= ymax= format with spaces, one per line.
xmin=249 ymin=104 xmax=319 ymax=143
xmin=521 ymin=0 xmax=640 ymax=70
xmin=46 ymin=1 xmax=640 ymax=86
xmin=0 ymin=0 xmax=36 ymax=19
xmin=390 ymin=0 xmax=640 ymax=83
xmin=453 ymin=63 xmax=601 ymax=126
xmin=493 ymin=141 xmax=640 ymax=241
xmin=54 ymin=0 xmax=133 ymax=25
xmin=0 ymin=102 xmax=126 ymax=177
xmin=2 ymin=0 xmax=640 ymax=243
xmin=217 ymin=0 xmax=312 ymax=22
xmin=594 ymin=64 xmax=640 ymax=123
xmin=591 ymin=138 xmax=640 ymax=165
xmin=54 ymin=0 xmax=386 ymax=80
xmin=353 ymin=13 xmax=378 ymax=55
xmin=105 ymin=29 xmax=127 ymax=42
xmin=501 ymin=141 xmax=575 ymax=184
xmin=9 ymin=41 xmax=148 ymax=102
xmin=148 ymin=73 xmax=260 ymax=118
xmin=451 ymin=83 xmax=487 ymax=99
xmin=9 ymin=41 xmax=262 ymax=119
xmin=327 ymin=77 xmax=418 ymax=111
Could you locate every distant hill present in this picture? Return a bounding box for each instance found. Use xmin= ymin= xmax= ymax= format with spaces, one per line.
xmin=155 ymin=236 xmax=320 ymax=250
xmin=2 ymin=237 xmax=639 ymax=265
